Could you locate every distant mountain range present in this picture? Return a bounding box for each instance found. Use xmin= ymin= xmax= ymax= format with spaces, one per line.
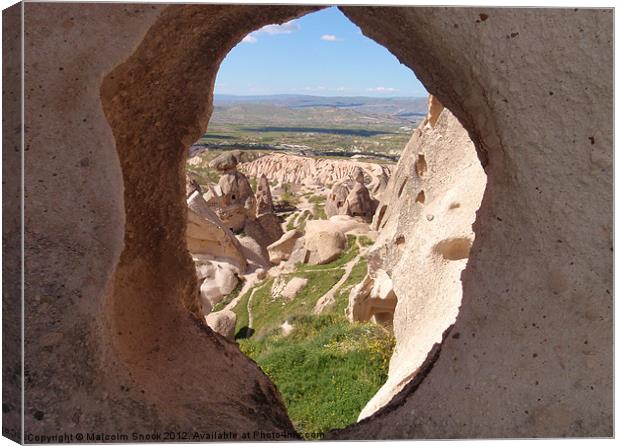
xmin=213 ymin=94 xmax=428 ymax=123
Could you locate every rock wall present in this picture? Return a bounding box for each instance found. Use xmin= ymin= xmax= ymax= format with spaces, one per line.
xmin=354 ymin=99 xmax=487 ymax=420
xmin=19 ymin=3 xmax=317 ymax=438
xmin=332 ymin=6 xmax=613 ymax=438
xmin=14 ymin=3 xmax=612 ymax=440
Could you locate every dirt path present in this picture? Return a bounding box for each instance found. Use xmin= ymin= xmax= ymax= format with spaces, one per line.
xmin=313 ymin=237 xmax=366 ymax=314
xmin=224 ymin=273 xmax=261 ymax=312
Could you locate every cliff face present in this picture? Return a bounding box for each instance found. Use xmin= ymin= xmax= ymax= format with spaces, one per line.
xmin=355 ymin=97 xmax=487 ymax=420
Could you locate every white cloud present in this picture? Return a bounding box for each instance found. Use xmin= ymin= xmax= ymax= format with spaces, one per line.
xmin=303 ymin=86 xmax=328 ymax=92
xmin=241 ymin=34 xmax=258 ymax=44
xmin=367 ymin=86 xmax=399 ymax=93
xmin=259 ymin=20 xmax=300 ymax=35
xmin=320 ymin=34 xmax=339 ymax=41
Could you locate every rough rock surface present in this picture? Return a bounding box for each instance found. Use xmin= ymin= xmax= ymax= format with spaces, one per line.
xmin=343 ymin=168 xmax=378 ymax=223
xmin=306 ymin=215 xmax=370 ymax=236
xmin=267 ymin=230 xmax=304 ymax=265
xmin=347 ymin=269 xmax=397 ymax=329
xmin=186 ymin=191 xmax=247 ymax=272
xmin=208 ymin=151 xmax=256 ymax=232
xmin=256 ymin=173 xmax=274 ymax=215
xmin=325 ymin=183 xmax=350 ymax=218
xmin=236 ymin=235 xmax=271 ymax=271
xmin=305 ymin=230 xmax=346 ymax=265
xmin=205 ymin=310 xmax=237 ymax=340
xmin=199 ymin=261 xmax=239 ymax=314
xmin=255 ymin=213 xmax=283 ymax=246
xmin=240 ymin=152 xmax=392 ymax=189
xmin=18 ymin=2 xmax=612 ymax=440
xmin=20 ymin=3 xmax=323 ymax=438
xmin=352 ymin=98 xmax=487 ymax=421
xmin=186 ymin=173 xmax=202 ymax=197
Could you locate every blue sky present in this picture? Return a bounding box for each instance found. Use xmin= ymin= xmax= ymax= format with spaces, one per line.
xmin=214 ymin=7 xmax=427 ymax=98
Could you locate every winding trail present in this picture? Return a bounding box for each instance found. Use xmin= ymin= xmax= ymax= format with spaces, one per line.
xmin=313 ymin=237 xmax=367 ymax=314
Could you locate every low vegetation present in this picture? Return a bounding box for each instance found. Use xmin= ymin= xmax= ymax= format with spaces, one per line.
xmin=358 ymin=235 xmax=374 ymax=247
xmin=280 ymin=183 xmax=300 ymax=206
xmin=308 ymin=194 xmax=327 ymax=220
xmin=333 ymin=258 xmax=368 ymax=315
xmin=231 ymin=235 xmax=392 ymax=437
xmin=211 ymin=278 xmax=244 ymax=313
xmin=186 ymin=164 xmax=220 ymax=188
xmin=296 ymin=234 xmax=359 ymax=273
xmin=238 ymin=314 xmax=394 ymax=437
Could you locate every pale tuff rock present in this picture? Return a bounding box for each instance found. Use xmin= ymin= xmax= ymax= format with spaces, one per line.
xmin=29 ymin=3 xmax=610 ymax=439
xmin=205 ymin=310 xmax=237 ymax=340
xmin=253 ymin=174 xmax=283 ymax=245
xmin=369 ymin=171 xmax=389 ymax=202
xmin=325 ymin=183 xmax=350 ymax=218
xmin=186 ymin=191 xmax=248 ymax=273
xmin=272 ymin=276 xmax=308 ymax=301
xmin=208 ymin=151 xmax=256 ymax=232
xmin=306 ymin=215 xmax=370 ymax=236
xmin=304 ymin=230 xmax=346 ymax=265
xmin=202 ymin=153 xmax=282 ymax=246
xmin=267 ymin=230 xmax=304 ymax=265
xmin=239 ymin=152 xmax=392 ymax=189
xmin=256 ymin=213 xmax=283 ymax=245
xmin=198 ymin=261 xmax=239 ymax=315
xmin=343 ymin=168 xmax=378 ymax=223
xmin=256 ymin=174 xmax=275 ymax=215
xmin=236 ymin=235 xmax=271 ymax=271
xmin=424 ymin=94 xmax=444 ymax=129
xmin=346 ymin=269 xmax=397 ymax=330
xmin=354 ymin=97 xmax=486 ymax=421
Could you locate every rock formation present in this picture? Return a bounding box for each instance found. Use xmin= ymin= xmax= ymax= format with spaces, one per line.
xmin=347 ymin=269 xmax=397 ymax=330
xmin=207 ymin=151 xmax=256 ymax=232
xmin=186 ymin=190 xmax=247 ymax=273
xmin=186 ymin=173 xmax=202 ymax=197
xmin=198 ymin=260 xmax=239 ymax=314
xmin=239 ymin=152 xmax=392 ymax=189
xmin=302 ymin=230 xmax=346 ymax=265
xmin=256 ymin=174 xmax=274 ymax=215
xmin=205 ymin=310 xmax=237 ymax=340
xmin=343 ymin=168 xmax=377 ymax=223
xmin=347 ymin=96 xmax=487 ymax=422
xmin=267 ymin=230 xmax=304 ymax=265
xmin=272 ymin=276 xmax=308 ymax=301
xmin=325 ymin=183 xmax=350 ymax=218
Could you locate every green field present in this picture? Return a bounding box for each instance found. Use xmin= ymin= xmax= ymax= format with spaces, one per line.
xmin=231 ymin=235 xmax=393 ymax=437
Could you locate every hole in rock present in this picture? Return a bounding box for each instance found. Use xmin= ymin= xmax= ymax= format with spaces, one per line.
xmin=434 ymin=237 xmax=473 ymax=261
xmin=180 ymin=7 xmax=433 ymax=435
xmin=415 ymin=190 xmax=426 ymax=204
xmin=102 ymin=3 xmax=487 ymax=440
xmin=415 ymin=153 xmax=427 ymax=176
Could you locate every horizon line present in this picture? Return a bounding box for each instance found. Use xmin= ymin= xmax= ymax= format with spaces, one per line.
xmin=214 ymin=93 xmax=429 ymax=99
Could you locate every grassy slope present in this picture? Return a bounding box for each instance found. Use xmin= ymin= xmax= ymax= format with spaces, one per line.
xmin=238 ymin=314 xmax=393 ymax=436
xmin=232 ymin=235 xmax=393 ymax=436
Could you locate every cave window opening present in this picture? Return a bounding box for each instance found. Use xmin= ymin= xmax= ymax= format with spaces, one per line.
xmin=178 ymin=4 xmax=487 ymax=438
